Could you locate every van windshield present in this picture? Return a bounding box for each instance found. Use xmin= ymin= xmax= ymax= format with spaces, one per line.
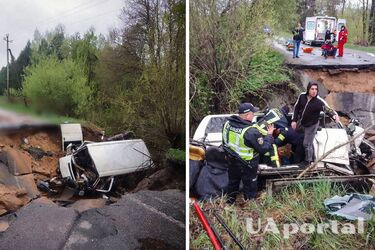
xmin=205 ymin=117 xmax=229 ymax=134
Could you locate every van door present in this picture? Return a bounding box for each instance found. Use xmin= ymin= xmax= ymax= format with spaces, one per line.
xmin=304 ymin=17 xmax=316 ymax=42
xmin=313 ymin=128 xmax=350 ymax=166
xmin=337 ymin=19 xmax=346 ymax=41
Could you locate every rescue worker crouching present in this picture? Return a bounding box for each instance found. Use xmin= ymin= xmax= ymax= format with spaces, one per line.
xmin=273 ymin=105 xmax=305 ymax=164
xmin=222 ymin=103 xmax=275 ymax=204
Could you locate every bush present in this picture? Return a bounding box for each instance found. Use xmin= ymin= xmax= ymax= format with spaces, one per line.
xmin=23 ymin=56 xmax=92 ymax=117
xmin=166 ymin=148 xmax=185 ymax=163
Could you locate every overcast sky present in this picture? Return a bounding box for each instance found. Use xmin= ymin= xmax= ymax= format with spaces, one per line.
xmin=0 ymin=0 xmax=125 ymax=67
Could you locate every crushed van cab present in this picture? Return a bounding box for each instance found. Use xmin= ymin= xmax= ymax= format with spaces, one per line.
xmin=59 ymin=139 xmax=153 ymax=194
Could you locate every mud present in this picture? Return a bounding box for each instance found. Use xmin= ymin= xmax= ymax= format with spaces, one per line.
xmin=294 ymin=68 xmax=375 ymax=127
xmin=0 ymin=126 xmax=102 ymax=215
xmin=302 ymin=69 xmax=375 ymax=94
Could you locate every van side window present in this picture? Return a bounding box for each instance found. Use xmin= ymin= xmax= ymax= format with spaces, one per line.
xmin=307 ymin=21 xmax=315 ymax=30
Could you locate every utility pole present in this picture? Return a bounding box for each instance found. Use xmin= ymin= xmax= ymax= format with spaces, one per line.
xmin=3 ymin=34 xmax=12 ymax=101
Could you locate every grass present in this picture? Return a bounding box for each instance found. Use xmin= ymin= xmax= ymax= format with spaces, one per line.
xmin=233 ymin=49 xmax=291 ymax=97
xmin=166 ymin=148 xmax=186 ymax=163
xmin=345 ymin=44 xmax=375 ymax=54
xmin=190 ymin=181 xmax=375 ymax=249
xmin=0 ymin=95 xmax=82 ymax=124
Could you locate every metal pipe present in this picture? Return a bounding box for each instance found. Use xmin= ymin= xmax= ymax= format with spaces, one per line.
xmin=202 ymin=209 xmax=226 ymax=249
xmin=213 ymin=211 xmax=247 ymax=250
xmin=192 ymin=200 xmax=222 ymax=250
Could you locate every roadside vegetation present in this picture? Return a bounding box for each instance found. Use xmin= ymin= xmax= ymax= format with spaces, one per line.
xmin=189 ymin=0 xmax=297 ymax=130
xmin=346 ymin=43 xmax=375 ymax=53
xmin=190 ymin=181 xmax=375 ymax=249
xmin=189 ymin=0 xmax=375 ymax=248
xmin=0 ymin=0 xmax=185 ymax=163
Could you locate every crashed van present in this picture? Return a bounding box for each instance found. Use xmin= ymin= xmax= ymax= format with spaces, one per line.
xmin=57 ymin=124 xmax=153 ymax=194
xmin=58 ymin=140 xmax=153 ymax=194
xmin=191 ymin=111 xmax=374 ymax=197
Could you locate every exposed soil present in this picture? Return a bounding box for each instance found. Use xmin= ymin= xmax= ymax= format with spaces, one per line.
xmin=0 ymin=125 xmax=184 ymax=217
xmin=303 ymin=69 xmax=375 ymax=94
xmin=0 ymin=184 xmax=30 ymax=215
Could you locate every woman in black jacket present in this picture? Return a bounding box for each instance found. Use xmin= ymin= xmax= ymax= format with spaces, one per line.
xmin=291 ymin=82 xmax=340 ymax=166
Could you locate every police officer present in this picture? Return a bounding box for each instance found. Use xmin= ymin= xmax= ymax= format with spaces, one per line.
xmin=222 ymin=103 xmax=275 ymax=203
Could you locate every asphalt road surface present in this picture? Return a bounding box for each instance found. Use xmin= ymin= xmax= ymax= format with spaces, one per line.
xmin=0 ymin=190 xmax=185 ymax=250
xmin=0 ymin=108 xmax=50 ymax=129
xmin=273 ymin=38 xmax=375 ymax=68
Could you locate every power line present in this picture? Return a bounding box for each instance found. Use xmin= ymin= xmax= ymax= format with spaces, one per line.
xmin=61 ymin=8 xmax=121 ymax=27
xmin=21 ymin=0 xmax=109 ymax=31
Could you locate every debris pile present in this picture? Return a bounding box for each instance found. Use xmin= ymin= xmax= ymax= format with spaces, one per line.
xmin=0 ymin=125 xmax=184 ymax=217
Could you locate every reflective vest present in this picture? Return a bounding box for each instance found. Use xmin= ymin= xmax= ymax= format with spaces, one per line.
xmin=222 ymin=122 xmax=267 ymax=161
xmin=223 ymin=121 xmax=280 ymax=167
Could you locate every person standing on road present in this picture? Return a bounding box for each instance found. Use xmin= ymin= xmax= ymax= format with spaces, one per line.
xmin=337 ymin=25 xmax=348 ymax=57
xmin=291 ymin=82 xmax=340 ymax=167
xmin=292 ymin=22 xmax=304 ymax=58
xmin=222 ymin=103 xmax=275 ymax=203
xmin=324 ymin=29 xmax=333 ymax=42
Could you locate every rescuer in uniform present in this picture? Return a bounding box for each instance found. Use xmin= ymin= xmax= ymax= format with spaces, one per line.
xmin=222 ymin=103 xmax=275 ymax=203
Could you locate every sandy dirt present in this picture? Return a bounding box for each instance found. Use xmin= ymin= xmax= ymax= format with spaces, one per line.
xmin=0 ymin=126 xmax=103 ymax=215
xmin=303 ymin=69 xmax=375 ymax=94
xmin=0 ymin=184 xmax=30 ymax=215
xmin=0 ymin=124 xmax=179 ymax=217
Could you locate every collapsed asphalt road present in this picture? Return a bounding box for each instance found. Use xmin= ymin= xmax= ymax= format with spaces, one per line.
xmin=0 ymin=109 xmax=186 ymax=249
xmin=0 ymin=189 xmax=185 ymax=249
xmin=272 ymin=38 xmax=375 ymax=68
xmin=270 ymin=38 xmax=375 ymax=129
xmin=0 ymin=107 xmax=50 ymax=130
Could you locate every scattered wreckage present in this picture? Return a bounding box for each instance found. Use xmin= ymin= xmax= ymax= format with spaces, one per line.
xmin=190 ymin=109 xmax=375 ymax=198
xmin=44 ymin=124 xmax=154 ymax=195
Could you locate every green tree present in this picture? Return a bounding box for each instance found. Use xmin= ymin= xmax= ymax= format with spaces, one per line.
xmin=70 ymin=29 xmax=100 ymax=94
xmin=190 ymin=0 xmax=292 ymax=120
xmin=23 ymin=56 xmax=92 ymax=116
xmin=0 ymin=41 xmax=32 ymax=94
xmin=93 ymin=0 xmax=185 ymax=153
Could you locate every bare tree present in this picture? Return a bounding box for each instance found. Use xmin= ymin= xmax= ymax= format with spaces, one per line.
xmin=369 ymin=0 xmax=375 ymax=45
xmin=341 ymin=0 xmax=346 ymax=16
xmin=360 ymin=0 xmax=370 ymax=43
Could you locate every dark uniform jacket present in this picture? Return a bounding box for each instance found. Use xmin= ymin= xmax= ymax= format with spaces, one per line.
xmin=223 ymin=115 xmax=274 ymax=167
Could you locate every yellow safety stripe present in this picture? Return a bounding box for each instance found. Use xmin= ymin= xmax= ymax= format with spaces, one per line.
xmin=224 ymin=123 xmax=255 ymax=160
xmin=271 ymin=144 xmax=280 ymax=168
xmin=251 ymin=124 xmax=267 ymax=136
xmin=277 ymin=134 xmax=285 ymax=141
